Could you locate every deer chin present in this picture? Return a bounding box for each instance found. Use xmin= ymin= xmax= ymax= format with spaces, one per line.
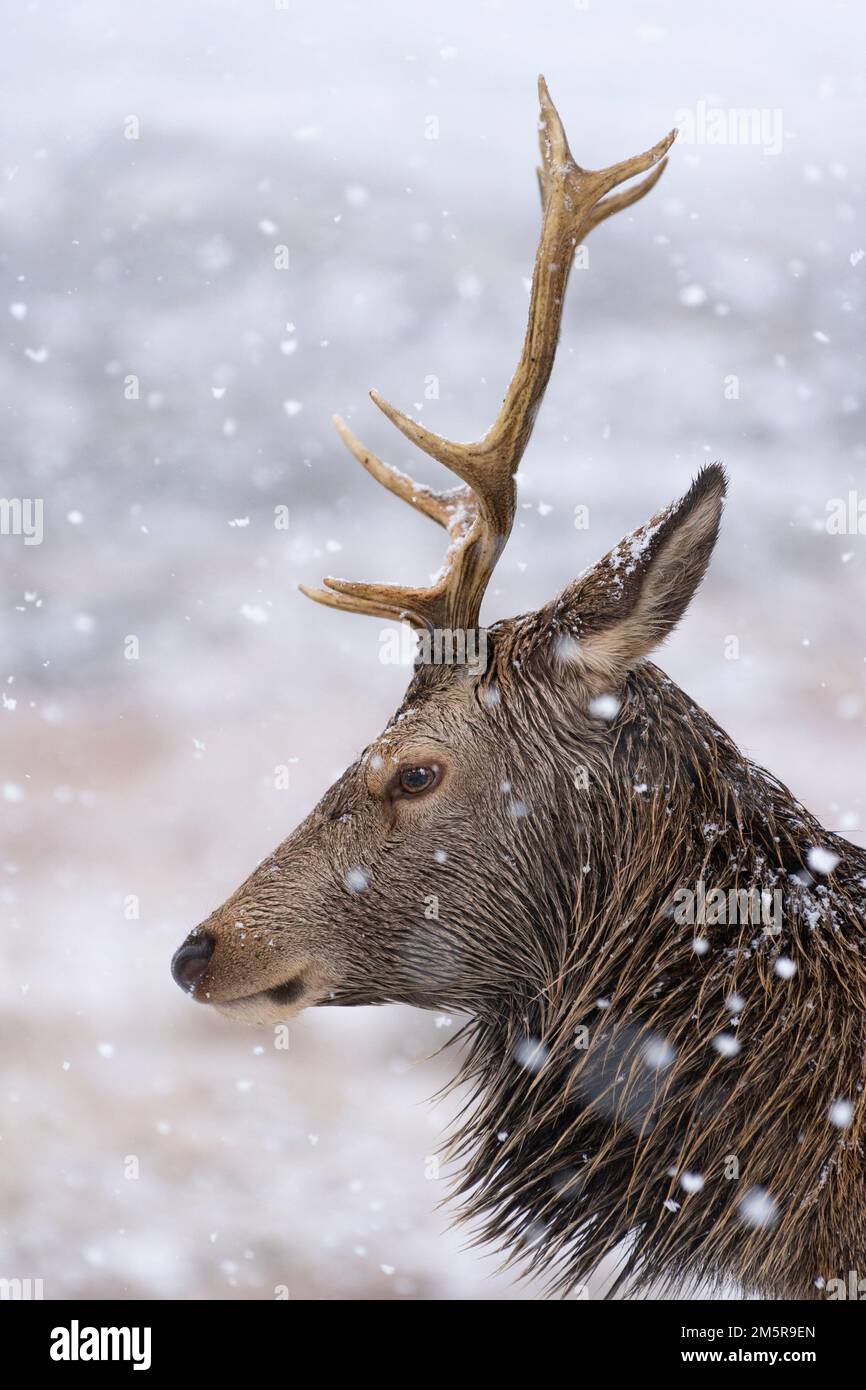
xmin=211 ymin=975 xmax=322 ymax=1027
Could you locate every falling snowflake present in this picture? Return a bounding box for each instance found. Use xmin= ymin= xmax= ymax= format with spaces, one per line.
xmin=240 ymin=604 xmax=269 ymax=625
xmin=807 ymin=846 xmax=839 ymax=875
xmin=680 ymin=1172 xmax=705 ymax=1194
xmin=513 ymin=1037 xmax=548 ymax=1072
xmin=738 ymin=1187 xmax=779 ymax=1229
xmin=345 ymin=868 xmax=370 ymax=893
xmin=829 ymin=1099 xmax=853 ymax=1129
xmin=588 ymin=693 xmax=620 ymax=721
xmin=642 ymin=1035 xmax=675 ymax=1070
xmin=679 ymin=283 xmax=707 ymax=308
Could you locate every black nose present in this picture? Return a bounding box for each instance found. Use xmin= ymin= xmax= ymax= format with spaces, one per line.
xmin=171 ymin=934 xmax=215 ymax=994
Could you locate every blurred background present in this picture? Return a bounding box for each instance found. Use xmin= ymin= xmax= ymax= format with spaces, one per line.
xmin=1 ymin=0 xmax=864 ymax=1300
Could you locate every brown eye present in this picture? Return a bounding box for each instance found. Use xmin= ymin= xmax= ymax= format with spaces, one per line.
xmin=397 ymin=765 xmax=440 ymax=796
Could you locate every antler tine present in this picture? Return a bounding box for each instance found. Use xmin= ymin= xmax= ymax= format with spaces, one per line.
xmin=585 ymin=155 xmax=670 ymax=234
xmin=297 ymin=581 xmax=408 ymax=625
xmin=584 ymin=126 xmax=677 ymax=202
xmin=299 ymin=576 xmax=443 ymax=628
xmin=332 ymin=414 xmax=456 ymax=530
xmin=302 ymin=77 xmax=675 ymax=633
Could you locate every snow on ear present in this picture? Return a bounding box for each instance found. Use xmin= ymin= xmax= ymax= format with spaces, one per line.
xmin=524 ymin=464 xmax=726 ymax=691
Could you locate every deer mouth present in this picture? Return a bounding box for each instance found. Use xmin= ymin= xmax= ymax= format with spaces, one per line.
xmin=267 ymin=976 xmax=307 ymax=1008
xmin=211 ymin=973 xmax=311 ymax=1024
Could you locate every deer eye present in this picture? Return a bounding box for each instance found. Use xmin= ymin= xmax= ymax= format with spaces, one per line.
xmin=396 ymin=764 xmax=440 ymax=796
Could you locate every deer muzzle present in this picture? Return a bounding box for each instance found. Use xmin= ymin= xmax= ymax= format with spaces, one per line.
xmin=171 ymin=918 xmax=331 ymax=1024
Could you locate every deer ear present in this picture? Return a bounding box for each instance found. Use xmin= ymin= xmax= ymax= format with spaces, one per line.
xmin=520 ymin=464 xmax=726 ymax=691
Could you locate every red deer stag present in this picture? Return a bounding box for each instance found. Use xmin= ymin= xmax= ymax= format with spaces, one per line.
xmin=172 ymin=78 xmax=866 ymax=1299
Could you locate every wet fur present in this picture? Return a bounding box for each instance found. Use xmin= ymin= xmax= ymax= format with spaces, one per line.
xmin=444 ymin=648 xmax=866 ymax=1298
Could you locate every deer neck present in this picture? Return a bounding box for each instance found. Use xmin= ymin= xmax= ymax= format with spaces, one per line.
xmin=448 ymin=663 xmax=866 ymax=1297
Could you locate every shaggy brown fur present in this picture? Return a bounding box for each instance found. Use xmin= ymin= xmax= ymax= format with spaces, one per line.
xmin=446 ymin=641 xmax=866 ymax=1299
xmin=171 ymin=81 xmax=866 ymax=1299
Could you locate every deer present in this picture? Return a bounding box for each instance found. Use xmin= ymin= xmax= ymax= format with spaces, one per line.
xmin=171 ymin=78 xmax=866 ymax=1300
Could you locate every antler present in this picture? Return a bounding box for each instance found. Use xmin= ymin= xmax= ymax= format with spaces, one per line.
xmin=300 ymin=77 xmax=675 ymax=633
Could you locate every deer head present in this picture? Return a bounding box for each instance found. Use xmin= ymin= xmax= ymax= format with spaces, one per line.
xmin=172 ymin=79 xmax=866 ymax=1300
xmin=171 ymin=78 xmax=696 ymax=1025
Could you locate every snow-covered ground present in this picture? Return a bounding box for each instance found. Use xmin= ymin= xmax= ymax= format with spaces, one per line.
xmin=1 ymin=0 xmax=864 ymax=1298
